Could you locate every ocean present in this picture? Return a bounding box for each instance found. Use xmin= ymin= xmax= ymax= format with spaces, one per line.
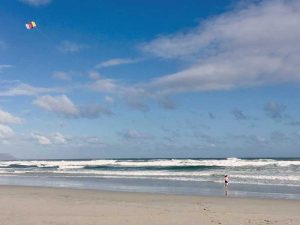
xmin=0 ymin=158 xmax=299 ymax=200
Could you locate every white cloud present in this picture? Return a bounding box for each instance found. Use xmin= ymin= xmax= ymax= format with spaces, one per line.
xmin=33 ymin=95 xmax=79 ymax=117
xmin=0 ymin=65 xmax=12 ymax=73
xmin=34 ymin=95 xmax=112 ymax=118
xmin=142 ymin=0 xmax=300 ymax=94
xmin=87 ymin=0 xmax=300 ymax=110
xmin=19 ymin=0 xmax=52 ymax=7
xmin=0 ymin=109 xmax=22 ymax=124
xmin=52 ymin=71 xmax=72 ymax=81
xmin=0 ymin=83 xmax=63 ymax=97
xmin=58 ymin=41 xmax=87 ymax=53
xmin=0 ymin=109 xmax=21 ymax=142
xmin=95 ymin=58 xmax=140 ymax=69
xmin=31 ymin=132 xmax=67 ymax=145
xmin=31 ymin=132 xmax=104 ymax=147
xmin=88 ymin=77 xmax=152 ymax=111
xmin=52 ymin=132 xmax=67 ymax=144
xmin=88 ymin=78 xmax=157 ymax=112
xmin=0 ymin=124 xmax=14 ymax=139
xmin=32 ymin=134 xmax=51 ymax=145
xmin=88 ymin=77 xmax=151 ymax=110
xmin=88 ymin=71 xmax=101 ymax=80
xmin=89 ymin=78 xmax=119 ymax=92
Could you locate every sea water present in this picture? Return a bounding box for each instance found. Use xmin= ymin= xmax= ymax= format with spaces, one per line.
xmin=0 ymin=158 xmax=299 ymax=199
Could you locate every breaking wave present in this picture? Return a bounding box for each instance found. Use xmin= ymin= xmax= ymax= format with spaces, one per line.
xmin=0 ymin=158 xmax=299 ymax=186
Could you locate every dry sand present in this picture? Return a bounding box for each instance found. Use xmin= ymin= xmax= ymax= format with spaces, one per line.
xmin=0 ymin=185 xmax=299 ymax=225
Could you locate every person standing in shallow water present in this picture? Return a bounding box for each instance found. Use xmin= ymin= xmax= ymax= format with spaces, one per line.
xmin=224 ymin=175 xmax=229 ymax=196
xmin=224 ymin=175 xmax=229 ymax=187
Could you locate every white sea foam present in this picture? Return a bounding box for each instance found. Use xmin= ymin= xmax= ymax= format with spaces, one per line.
xmin=229 ymin=174 xmax=300 ymax=181
xmin=0 ymin=160 xmax=117 ymax=169
xmin=1 ymin=158 xmax=300 ymax=174
xmin=0 ymin=158 xmax=300 ymax=186
xmin=1 ymin=158 xmax=300 ymax=169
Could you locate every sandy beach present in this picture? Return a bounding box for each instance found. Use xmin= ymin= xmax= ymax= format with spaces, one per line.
xmin=0 ymin=186 xmax=299 ymax=225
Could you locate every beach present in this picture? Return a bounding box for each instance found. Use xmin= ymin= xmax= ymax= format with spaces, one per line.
xmin=0 ymin=185 xmax=299 ymax=225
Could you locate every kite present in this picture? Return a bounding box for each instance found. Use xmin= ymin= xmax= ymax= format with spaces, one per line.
xmin=25 ymin=21 xmax=37 ymax=30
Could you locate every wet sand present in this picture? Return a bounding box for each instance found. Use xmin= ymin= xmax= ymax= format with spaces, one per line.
xmin=0 ymin=185 xmax=299 ymax=225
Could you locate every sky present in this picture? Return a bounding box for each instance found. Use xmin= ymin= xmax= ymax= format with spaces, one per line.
xmin=0 ymin=0 xmax=300 ymax=159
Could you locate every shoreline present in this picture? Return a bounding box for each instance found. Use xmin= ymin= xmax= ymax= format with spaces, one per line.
xmin=0 ymin=185 xmax=299 ymax=225
xmin=1 ymin=183 xmax=300 ymax=201
xmin=1 ymin=174 xmax=300 ymax=200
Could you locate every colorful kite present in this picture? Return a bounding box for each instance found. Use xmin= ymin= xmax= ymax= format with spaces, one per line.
xmin=25 ymin=21 xmax=37 ymax=30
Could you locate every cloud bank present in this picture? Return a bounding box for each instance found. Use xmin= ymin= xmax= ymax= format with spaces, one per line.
xmin=0 ymin=83 xmax=63 ymax=97
xmin=0 ymin=109 xmax=22 ymax=124
xmin=33 ymin=95 xmax=112 ymax=119
xmin=142 ymin=0 xmax=300 ymax=94
xmin=0 ymin=124 xmax=14 ymax=140
xmin=96 ymin=58 xmax=140 ymax=69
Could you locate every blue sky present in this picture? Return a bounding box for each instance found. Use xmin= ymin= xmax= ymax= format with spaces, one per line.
xmin=0 ymin=0 xmax=300 ymax=159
